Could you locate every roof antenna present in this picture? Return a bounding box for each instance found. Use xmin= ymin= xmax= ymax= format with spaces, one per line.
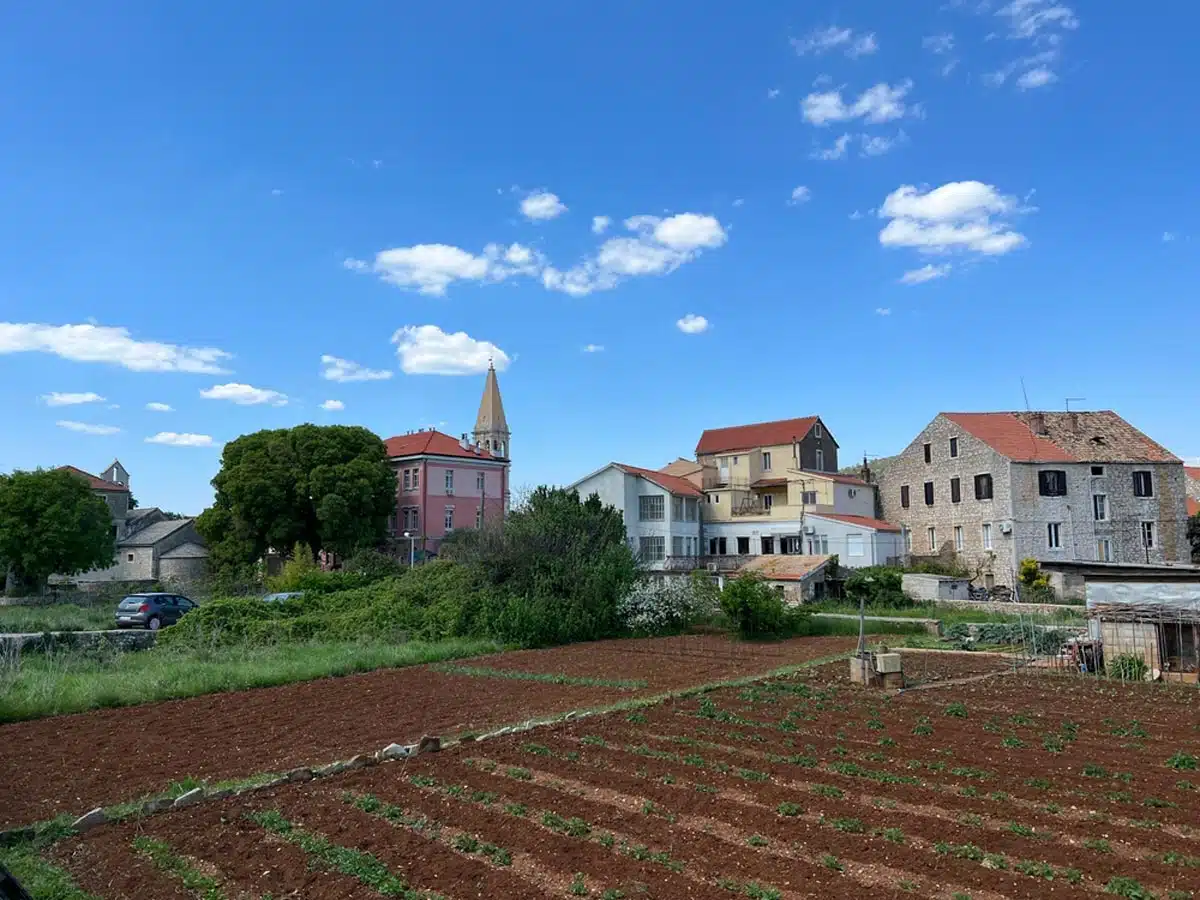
xmin=1065 ymin=397 xmax=1086 ymax=411
xmin=1020 ymin=376 xmax=1031 ymax=412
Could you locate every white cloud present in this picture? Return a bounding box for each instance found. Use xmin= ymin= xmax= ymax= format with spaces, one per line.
xmin=767 ymin=88 xmax=781 ymax=99
xmin=676 ymin=314 xmax=710 ymax=334
xmin=146 ymin=432 xmax=213 ymax=447
xmin=789 ymin=185 xmax=811 ymax=205
xmin=542 ymin=213 xmax=728 ymax=297
xmin=200 ymin=383 xmax=289 ymax=406
xmin=1163 ymin=231 xmax=1177 ymax=243
xmin=342 ymin=257 xmax=369 ymax=272
xmin=591 ymin=215 xmax=611 ymax=235
xmin=792 ymin=26 xmax=878 ymax=58
xmin=41 ymin=391 xmax=104 ymax=407
xmin=811 ymin=133 xmax=852 ymax=161
xmin=923 ymin=33 xmax=955 ymax=54
xmin=392 ymin=325 xmax=510 ymax=376
xmin=986 ymin=50 xmax=1058 ymax=86
xmin=270 ymin=188 xmax=283 ymax=197
xmin=899 ymin=263 xmax=953 ymax=285
xmin=875 ymin=307 xmax=892 ymax=316
xmin=861 ymin=131 xmax=907 ymax=157
xmin=802 ymin=81 xmax=914 ymax=126
xmin=57 ymin=420 xmax=119 ymax=436
xmin=320 ymin=355 xmax=393 ymax=383
xmin=996 ymin=0 xmax=1079 ymax=41
xmin=146 ymin=402 xmax=173 ymax=412
xmin=0 ymin=323 xmax=231 ymax=374
xmin=732 ymin=198 xmax=745 ymax=207
xmin=353 ymin=242 xmax=541 ymax=296
xmin=1017 ymin=67 xmax=1057 ymax=89
xmin=941 ymin=59 xmax=960 ymax=77
xmin=320 ymin=400 xmax=345 ymax=411
xmin=879 ymin=182 xmax=1028 ymax=257
xmin=582 ymin=344 xmax=604 ymax=353
xmin=849 ymin=210 xmax=864 ymax=220
xmin=520 ymin=190 xmax=567 ymax=222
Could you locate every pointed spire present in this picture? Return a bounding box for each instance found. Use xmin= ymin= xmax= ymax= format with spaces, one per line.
xmin=473 ymin=362 xmax=510 ymax=457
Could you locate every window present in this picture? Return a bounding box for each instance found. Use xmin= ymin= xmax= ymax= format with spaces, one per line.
xmin=1097 ymin=538 xmax=1112 ymax=562
xmin=672 ymin=536 xmax=684 ymax=557
xmin=639 ymin=495 xmax=665 ymax=521
xmin=761 ymin=536 xmax=774 ymax=555
xmin=900 ymin=485 xmax=910 ymax=509
xmin=974 ymin=473 xmax=994 ymax=500
xmin=1092 ymin=494 xmax=1108 ymax=522
xmin=1038 ymin=470 xmax=1067 ymax=497
xmin=814 ymin=422 xmax=822 ymax=438
xmin=815 ymin=447 xmax=825 ymax=471
xmin=950 ymin=477 xmax=962 ymax=504
xmin=127 ymin=552 xmax=134 ymax=562
xmin=387 ymin=512 xmax=398 ymax=534
xmin=1047 ymin=522 xmax=1062 ymax=549
xmin=903 ymin=528 xmax=913 ymax=552
xmin=949 ymin=437 xmax=959 ymax=458
xmin=923 ymin=481 xmax=934 ymax=506
xmin=847 ymin=533 xmax=864 ymax=557
xmin=732 ymin=456 xmax=738 ymax=465
xmin=923 ymin=443 xmax=932 ymax=464
xmin=445 ymin=469 xmax=455 ymax=495
xmin=477 ymin=471 xmax=485 ymax=492
xmin=476 ymin=505 xmax=484 ymax=529
xmin=737 ymin=536 xmax=750 ymax=555
xmin=639 ymin=536 xmax=665 ymax=562
xmin=412 ymin=468 xmax=419 ymax=489
xmin=788 ymin=535 xmax=810 ymax=554
xmin=954 ymin=526 xmax=964 ymax=551
xmin=763 ymin=494 xmax=773 ymax=511
xmin=1141 ymin=521 xmax=1155 ymax=549
xmin=982 ymin=523 xmax=993 ymax=550
xmin=410 ymin=507 xmax=420 ymax=531
xmin=1132 ymin=471 xmax=1154 ymax=498
xmin=801 ymin=490 xmax=818 ymax=505
xmin=762 ymin=451 xmax=772 ymax=471
xmin=672 ymin=496 xmax=684 ymax=520
xmin=403 ymin=469 xmax=411 ymax=490
xmin=709 ymin=536 xmax=727 ymax=555
xmin=927 ymin=527 xmax=937 ymax=551
xmin=444 ymin=506 xmax=454 ymax=532
xmin=1091 ymin=466 xmax=1105 ymax=477
xmin=686 ymin=498 xmax=698 ymax=521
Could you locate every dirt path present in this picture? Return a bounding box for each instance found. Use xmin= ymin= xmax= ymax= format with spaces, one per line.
xmin=0 ymin=634 xmax=852 ymax=827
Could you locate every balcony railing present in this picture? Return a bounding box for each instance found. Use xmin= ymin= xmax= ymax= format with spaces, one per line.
xmin=731 ymin=505 xmax=772 ymax=517
xmin=663 ymin=554 xmax=753 ymax=572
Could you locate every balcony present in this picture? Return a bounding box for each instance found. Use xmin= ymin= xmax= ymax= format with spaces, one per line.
xmin=663 ymin=554 xmax=752 ymax=573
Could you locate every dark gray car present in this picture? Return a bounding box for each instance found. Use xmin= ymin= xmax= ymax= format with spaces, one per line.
xmin=114 ymin=593 xmax=197 ymax=631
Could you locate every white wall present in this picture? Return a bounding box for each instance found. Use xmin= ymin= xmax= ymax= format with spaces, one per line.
xmin=833 ymin=483 xmax=876 ymax=517
xmin=702 ymin=514 xmax=901 ymax=568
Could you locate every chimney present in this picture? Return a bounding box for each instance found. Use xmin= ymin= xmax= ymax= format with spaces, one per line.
xmin=860 ymin=453 xmax=872 ymax=484
xmin=1068 ymin=412 xmax=1080 ymax=434
xmin=1029 ymin=412 xmax=1048 ymax=436
xmin=459 ymin=434 xmax=470 ymax=450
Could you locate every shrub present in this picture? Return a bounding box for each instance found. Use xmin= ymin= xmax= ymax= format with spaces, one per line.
xmin=617 ymin=577 xmax=711 ymax=636
xmin=1108 ymin=654 xmax=1149 ymax=681
xmin=719 ymin=574 xmax=807 ymax=639
xmin=845 ymin=567 xmax=911 ymax=609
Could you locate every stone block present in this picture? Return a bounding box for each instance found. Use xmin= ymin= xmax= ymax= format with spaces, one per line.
xmin=417 ymin=735 xmax=441 ymax=755
xmin=173 ymin=787 xmax=205 ymax=808
xmin=72 ymin=808 xmax=107 ymax=832
xmin=379 ymin=743 xmax=410 ymax=761
xmin=286 ymin=767 xmax=313 ymax=783
xmin=141 ymin=797 xmax=174 ymax=815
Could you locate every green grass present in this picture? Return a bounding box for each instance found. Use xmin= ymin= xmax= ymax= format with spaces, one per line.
xmin=132 ymin=836 xmax=227 ymax=900
xmin=0 ymin=844 xmax=99 ymax=900
xmin=430 ymin=663 xmax=647 ymax=690
xmin=0 ymin=602 xmax=116 ymax=634
xmin=806 ymin=601 xmax=1083 ymax=626
xmin=798 ymin=617 xmax=928 ymax=637
xmin=0 ymin=637 xmax=499 ymax=723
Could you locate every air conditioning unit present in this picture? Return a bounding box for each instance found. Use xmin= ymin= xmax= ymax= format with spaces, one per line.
xmin=803 ymin=526 xmax=816 ymax=534
xmin=999 ymin=521 xmax=1013 ymax=534
xmin=706 ymin=562 xmax=720 ymax=573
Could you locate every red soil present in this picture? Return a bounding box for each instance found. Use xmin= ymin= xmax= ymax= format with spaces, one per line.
xmin=0 ymin=634 xmax=852 ymax=827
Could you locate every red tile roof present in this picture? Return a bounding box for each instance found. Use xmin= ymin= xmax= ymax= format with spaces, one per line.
xmin=615 ymin=463 xmax=704 ymax=497
xmin=1185 ymin=467 xmax=1200 ymax=483
xmin=56 ymin=465 xmax=128 ymax=492
xmin=739 ymin=555 xmax=831 ymax=582
xmin=943 ymin=412 xmax=1178 ymax=463
xmin=696 ymin=416 xmax=818 ymax=455
xmin=1189 ymin=497 xmax=1200 ymax=517
xmin=384 ymin=430 xmax=502 ymax=461
xmin=811 ymin=513 xmax=902 ymax=533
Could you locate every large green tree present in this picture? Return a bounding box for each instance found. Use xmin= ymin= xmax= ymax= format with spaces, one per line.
xmin=0 ymin=468 xmax=116 ymax=590
xmin=1189 ymin=512 xmax=1200 ymax=564
xmin=197 ymin=424 xmax=396 ymax=569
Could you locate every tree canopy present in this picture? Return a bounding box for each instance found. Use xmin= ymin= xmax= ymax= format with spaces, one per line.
xmin=0 ymin=468 xmax=116 ymax=590
xmin=196 ymin=424 xmax=397 ymax=570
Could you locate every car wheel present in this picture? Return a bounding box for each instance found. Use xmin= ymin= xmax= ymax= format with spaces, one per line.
xmin=147 ymin=616 xmax=162 ymax=631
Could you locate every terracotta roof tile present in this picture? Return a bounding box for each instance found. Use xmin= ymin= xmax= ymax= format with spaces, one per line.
xmin=56 ymin=465 xmax=128 ymax=492
xmin=384 ymin=430 xmax=502 ymax=462
xmin=1184 ymin=466 xmax=1200 ymax=483
xmin=810 ymin=513 xmax=902 ymax=533
xmin=615 ymin=463 xmax=704 ymax=497
xmin=696 ymin=416 xmax=818 ymax=455
xmin=739 ymin=554 xmax=831 ymax=582
xmin=1189 ymin=497 xmax=1200 ymax=517
xmin=943 ymin=411 xmax=1177 ymax=464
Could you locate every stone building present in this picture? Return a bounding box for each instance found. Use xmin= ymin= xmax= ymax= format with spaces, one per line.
xmin=879 ymin=411 xmax=1191 ymax=588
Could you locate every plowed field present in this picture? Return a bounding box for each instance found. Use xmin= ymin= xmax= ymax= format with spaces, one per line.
xmin=51 ymin=657 xmax=1200 ymax=899
xmin=1 ymin=635 xmax=855 ymax=827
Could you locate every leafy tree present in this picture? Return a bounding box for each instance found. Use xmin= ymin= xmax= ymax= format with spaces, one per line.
xmin=719 ymin=572 xmax=807 ymax=639
xmin=845 ymin=566 xmax=911 ymax=609
xmin=0 ymin=468 xmax=115 ymax=590
xmin=441 ymin=487 xmax=638 ymax=646
xmin=1189 ymin=512 xmax=1200 ymax=564
xmin=197 ymin=424 xmax=396 ymax=570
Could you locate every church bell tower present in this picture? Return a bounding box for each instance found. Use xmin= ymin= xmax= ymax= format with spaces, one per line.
xmin=473 ymin=360 xmax=510 ymax=459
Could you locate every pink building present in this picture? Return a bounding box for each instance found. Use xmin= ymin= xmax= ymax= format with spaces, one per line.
xmin=384 ymin=363 xmax=511 ymax=557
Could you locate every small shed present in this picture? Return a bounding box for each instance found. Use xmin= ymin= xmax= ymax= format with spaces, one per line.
xmin=737 ymin=555 xmax=831 ymax=604
xmin=902 ymin=573 xmax=969 ymax=602
xmin=1087 ymin=581 xmax=1200 ymax=682
xmin=159 ymin=542 xmax=209 ymax=583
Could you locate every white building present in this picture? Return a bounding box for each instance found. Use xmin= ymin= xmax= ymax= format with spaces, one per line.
xmin=701 ymin=512 xmax=904 ymax=568
xmin=569 ymin=463 xmax=703 ymax=571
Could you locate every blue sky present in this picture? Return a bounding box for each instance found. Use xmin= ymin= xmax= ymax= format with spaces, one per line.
xmin=2 ymin=1 xmax=1197 ymax=515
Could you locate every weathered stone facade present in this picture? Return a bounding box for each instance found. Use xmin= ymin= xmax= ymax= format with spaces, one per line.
xmin=879 ymin=413 xmax=1191 ymax=588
